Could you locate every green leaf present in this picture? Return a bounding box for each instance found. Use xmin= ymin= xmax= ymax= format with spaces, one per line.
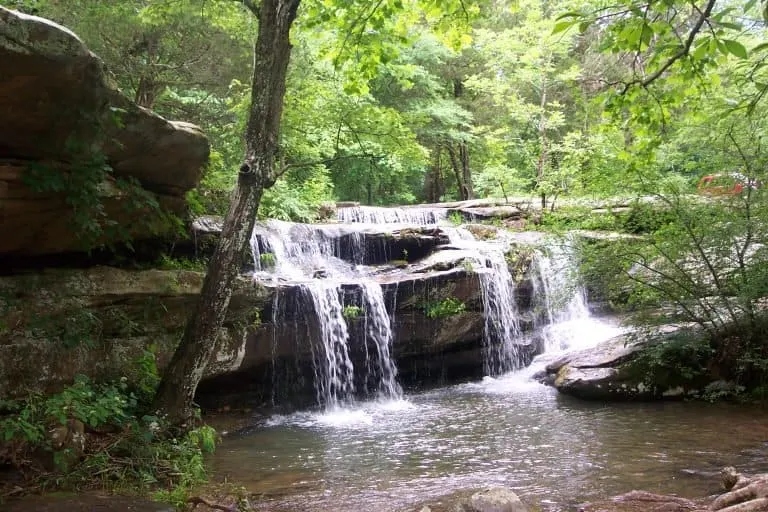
xmin=693 ymin=39 xmax=710 ymax=61
xmin=752 ymin=42 xmax=768 ymax=53
xmin=555 ymin=11 xmax=581 ymax=20
xmin=723 ymin=39 xmax=748 ymax=59
xmin=552 ymin=20 xmax=576 ymax=34
xmin=716 ymin=21 xmax=743 ymax=31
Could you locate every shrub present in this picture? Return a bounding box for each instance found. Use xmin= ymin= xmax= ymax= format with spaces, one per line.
xmin=342 ymin=305 xmax=363 ymax=320
xmin=0 ymin=375 xmax=216 ymax=501
xmin=424 ymin=297 xmax=466 ymax=319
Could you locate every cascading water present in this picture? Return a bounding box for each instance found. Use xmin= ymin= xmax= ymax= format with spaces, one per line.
xmin=251 ymin=220 xmax=402 ymax=408
xmin=477 ymin=252 xmax=523 ymax=375
xmin=337 ymin=205 xmax=446 ymax=225
xmin=359 ymin=281 xmax=401 ymax=398
xmin=253 ymin=208 xmax=619 ymax=409
xmin=302 ymin=282 xmax=355 ymax=407
xmin=443 ymin=226 xmax=524 ymax=375
xmin=530 ymin=236 xmax=607 ymax=354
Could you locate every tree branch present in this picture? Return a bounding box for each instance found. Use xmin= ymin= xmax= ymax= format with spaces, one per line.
xmin=621 ymin=0 xmax=717 ymax=93
xmin=276 ymin=153 xmax=385 ymax=178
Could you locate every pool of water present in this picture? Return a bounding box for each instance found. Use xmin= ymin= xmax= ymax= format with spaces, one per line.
xmin=210 ymin=317 xmax=768 ymax=511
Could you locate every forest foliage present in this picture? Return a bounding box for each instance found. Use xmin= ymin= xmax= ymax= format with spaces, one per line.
xmin=10 ymin=0 xmax=765 ymax=218
xmin=4 ymin=0 xmax=768 ymax=499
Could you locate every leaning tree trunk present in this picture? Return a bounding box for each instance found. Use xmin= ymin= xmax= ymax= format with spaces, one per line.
xmin=153 ymin=0 xmax=301 ymax=427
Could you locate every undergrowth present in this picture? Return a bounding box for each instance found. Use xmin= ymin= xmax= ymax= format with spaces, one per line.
xmin=0 ymin=368 xmax=216 ymax=507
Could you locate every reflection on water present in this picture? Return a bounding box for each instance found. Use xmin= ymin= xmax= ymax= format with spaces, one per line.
xmin=212 ymin=371 xmax=768 ymax=511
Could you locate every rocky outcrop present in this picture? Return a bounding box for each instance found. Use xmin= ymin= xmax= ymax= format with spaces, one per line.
xmin=415 ymin=487 xmax=529 ymax=512
xmin=0 ymin=7 xmax=209 ymax=256
xmin=466 ymin=488 xmax=528 ymax=512
xmin=0 ymin=267 xmax=269 ymax=399
xmin=536 ymin=333 xmax=650 ymax=400
xmin=578 ymin=490 xmax=700 ymax=512
xmin=0 ymin=227 xmax=542 ymax=405
xmin=537 ymin=326 xmax=713 ymax=400
xmin=579 ymin=467 xmax=768 ymax=512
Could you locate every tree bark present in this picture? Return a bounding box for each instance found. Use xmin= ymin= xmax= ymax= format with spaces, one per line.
xmin=536 ymin=85 xmax=548 ymax=210
xmin=153 ymin=0 xmax=301 ymax=427
xmin=459 ymin=142 xmax=473 ymax=200
xmin=424 ymin=148 xmax=444 ymax=203
xmin=446 ymin=144 xmax=468 ymax=200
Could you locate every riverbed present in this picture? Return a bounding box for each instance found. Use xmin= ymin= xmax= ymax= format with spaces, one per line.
xmin=211 ymin=364 xmax=768 ymax=511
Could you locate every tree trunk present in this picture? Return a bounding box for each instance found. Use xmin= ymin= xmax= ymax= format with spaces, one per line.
xmin=153 ymin=0 xmax=301 ymax=427
xmin=536 ymin=86 xmax=548 ymax=210
xmin=134 ymin=33 xmax=159 ymax=108
xmin=446 ymin=144 xmax=467 ymax=200
xmin=459 ymin=142 xmax=473 ymax=200
xmin=424 ymin=148 xmax=444 ymax=203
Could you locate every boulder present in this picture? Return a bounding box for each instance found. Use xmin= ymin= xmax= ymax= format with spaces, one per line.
xmin=537 ymin=332 xmax=650 ymax=400
xmin=466 ymin=488 xmax=528 ymax=512
xmin=537 ymin=326 xmax=707 ymax=400
xmin=0 ymin=7 xmax=209 ymax=256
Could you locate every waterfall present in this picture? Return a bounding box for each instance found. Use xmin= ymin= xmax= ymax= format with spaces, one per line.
xmin=251 ymin=220 xmax=402 ymax=408
xmin=359 ymin=281 xmax=401 ymax=398
xmin=530 ymin=236 xmax=602 ymax=354
xmin=337 ymin=205 xmax=446 ymax=225
xmin=477 ymin=253 xmax=522 ymax=375
xmin=302 ymin=283 xmax=355 ymax=407
xmin=253 ymin=210 xmax=607 ymax=406
xmin=444 ymin=226 xmax=524 ymax=375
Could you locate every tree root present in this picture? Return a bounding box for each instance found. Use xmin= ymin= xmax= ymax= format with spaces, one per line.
xmin=709 ymin=469 xmax=768 ymax=511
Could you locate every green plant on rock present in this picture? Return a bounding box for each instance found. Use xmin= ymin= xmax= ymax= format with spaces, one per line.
xmin=155 ymin=254 xmax=207 ymax=272
xmin=623 ymin=329 xmax=714 ymax=393
xmin=448 ymin=211 xmax=464 ymax=226
xmin=22 ymin=141 xmax=177 ymax=253
xmin=29 ymin=308 xmax=103 ymax=349
xmin=424 ymin=297 xmax=466 ymax=319
xmin=259 ymin=252 xmax=277 ymax=269
xmin=505 ymin=245 xmax=535 ymax=282
xmin=342 ymin=305 xmax=363 ymax=320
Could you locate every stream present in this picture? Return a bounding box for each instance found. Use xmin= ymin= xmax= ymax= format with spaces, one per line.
xmin=211 ymin=209 xmax=768 ymax=511
xmin=211 ymin=314 xmax=768 ymax=511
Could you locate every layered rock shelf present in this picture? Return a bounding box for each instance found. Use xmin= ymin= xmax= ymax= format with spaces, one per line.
xmin=0 ymin=7 xmax=209 ymax=256
xmin=0 ymin=222 xmax=544 ymax=407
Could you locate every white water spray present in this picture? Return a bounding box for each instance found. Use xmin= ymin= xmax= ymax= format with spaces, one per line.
xmin=337 ymin=206 xmax=446 ymax=225
xmin=251 ymin=220 xmax=403 ymax=408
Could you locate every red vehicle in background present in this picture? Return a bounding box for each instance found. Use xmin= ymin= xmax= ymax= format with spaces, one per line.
xmin=697 ymin=173 xmax=760 ymax=196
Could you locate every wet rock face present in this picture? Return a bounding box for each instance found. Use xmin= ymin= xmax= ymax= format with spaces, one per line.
xmin=535 ymin=333 xmax=651 ymax=400
xmin=0 ymin=7 xmax=209 ymax=256
xmin=536 ymin=326 xmax=710 ymax=401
